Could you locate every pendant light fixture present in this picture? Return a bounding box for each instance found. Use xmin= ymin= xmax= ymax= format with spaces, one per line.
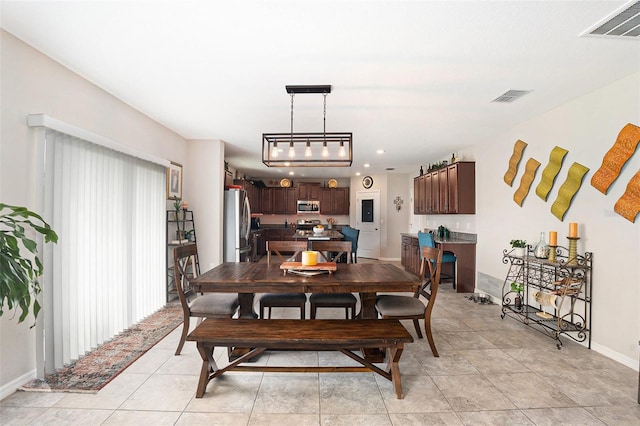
xmin=263 ymin=85 xmax=352 ymax=167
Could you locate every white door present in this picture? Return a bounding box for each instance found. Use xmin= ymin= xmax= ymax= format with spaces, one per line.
xmin=356 ymin=190 xmax=380 ymax=259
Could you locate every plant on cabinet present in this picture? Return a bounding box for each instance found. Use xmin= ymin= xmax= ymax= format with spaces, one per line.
xmin=510 ymin=282 xmax=524 ymax=310
xmin=510 ymin=239 xmax=527 ymax=257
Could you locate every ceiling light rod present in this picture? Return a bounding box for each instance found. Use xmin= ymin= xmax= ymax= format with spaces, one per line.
xmin=286 ymin=85 xmax=332 ymax=94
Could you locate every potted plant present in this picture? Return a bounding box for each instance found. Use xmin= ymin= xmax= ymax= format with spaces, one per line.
xmin=510 ymin=281 xmax=525 ymax=309
xmin=1 ymin=203 xmax=58 ymax=325
xmin=510 ymin=239 xmax=527 ymax=257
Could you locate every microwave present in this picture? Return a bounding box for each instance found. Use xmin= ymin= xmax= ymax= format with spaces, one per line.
xmin=297 ymin=200 xmax=320 ymax=214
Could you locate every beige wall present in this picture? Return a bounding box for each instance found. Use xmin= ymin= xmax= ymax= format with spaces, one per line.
xmin=0 ymin=30 xmax=188 ymax=396
xmin=474 ymin=72 xmax=639 ymax=367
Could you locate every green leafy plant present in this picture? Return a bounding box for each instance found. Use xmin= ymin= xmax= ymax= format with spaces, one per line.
xmin=510 ymin=282 xmax=524 ymax=294
xmin=172 ymin=195 xmax=182 ymax=212
xmin=510 ymin=239 xmax=527 ymax=248
xmin=0 ymin=203 xmax=58 ymax=325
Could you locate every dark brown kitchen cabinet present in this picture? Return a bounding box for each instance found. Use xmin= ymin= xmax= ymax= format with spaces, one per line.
xmin=273 ymin=187 xmax=297 ymax=214
xmin=297 ymin=183 xmax=320 ymax=200
xmin=261 ymin=187 xmax=274 ymax=214
xmin=413 ymin=162 xmax=475 ymax=215
xmin=400 ymin=235 xmax=421 ymax=277
xmin=320 ymin=187 xmax=349 ymax=215
xmin=234 ymin=179 xmax=261 ymax=213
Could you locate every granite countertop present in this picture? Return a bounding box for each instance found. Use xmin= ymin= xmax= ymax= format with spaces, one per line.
xmin=401 ymin=232 xmax=477 ymax=244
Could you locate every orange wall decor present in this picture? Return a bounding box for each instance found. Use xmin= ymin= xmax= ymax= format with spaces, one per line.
xmin=504 ymin=139 xmax=528 ymax=186
xmin=591 ymin=123 xmax=640 ymax=194
xmin=513 ymin=158 xmax=541 ymax=206
xmin=614 ymin=170 xmax=640 ymax=223
xmin=551 ymin=162 xmax=590 ymax=221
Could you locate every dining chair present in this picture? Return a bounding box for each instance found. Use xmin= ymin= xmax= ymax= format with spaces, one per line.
xmin=260 ymin=240 xmax=308 ymax=319
xmin=418 ymin=230 xmax=456 ymax=289
xmin=173 ymin=243 xmax=239 ymax=355
xmin=340 ymin=226 xmax=360 ymax=263
xmin=375 ymin=245 xmax=442 ymax=357
xmin=308 ymin=240 xmax=358 ymax=319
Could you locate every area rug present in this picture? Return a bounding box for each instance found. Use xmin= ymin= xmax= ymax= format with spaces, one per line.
xmin=19 ymin=303 xmax=183 ymax=394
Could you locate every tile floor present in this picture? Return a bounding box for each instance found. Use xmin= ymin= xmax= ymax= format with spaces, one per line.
xmin=2 ymin=261 xmax=639 ymax=425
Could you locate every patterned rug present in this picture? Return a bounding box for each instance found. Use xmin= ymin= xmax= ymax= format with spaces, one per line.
xmin=19 ymin=303 xmax=183 ymax=393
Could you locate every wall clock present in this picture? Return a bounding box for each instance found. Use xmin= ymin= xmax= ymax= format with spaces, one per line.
xmin=327 ymin=178 xmax=338 ymax=188
xmin=362 ymin=176 xmax=373 ymax=189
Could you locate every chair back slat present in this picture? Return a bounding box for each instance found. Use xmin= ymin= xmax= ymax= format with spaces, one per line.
xmin=173 ymin=243 xmax=199 ymax=310
xmin=266 ymin=240 xmax=308 ymax=263
xmin=309 ymin=240 xmax=352 ymax=263
xmin=419 ymin=246 xmax=442 ymax=304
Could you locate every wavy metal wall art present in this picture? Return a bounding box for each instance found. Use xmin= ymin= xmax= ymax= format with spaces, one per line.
xmin=513 ymin=158 xmax=541 ymax=206
xmin=614 ymin=170 xmax=640 ymax=223
xmin=551 ymin=162 xmax=590 ymax=221
xmin=590 ymin=123 xmax=640 ymax=194
xmin=504 ymin=139 xmax=528 ymax=186
xmin=536 ymin=146 xmax=568 ymax=201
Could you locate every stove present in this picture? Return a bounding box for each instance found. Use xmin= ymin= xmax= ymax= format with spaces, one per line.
xmin=296 ymin=219 xmax=321 ymax=230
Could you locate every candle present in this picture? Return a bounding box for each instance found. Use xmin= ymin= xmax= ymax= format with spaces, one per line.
xmin=302 ymin=251 xmax=318 ymax=266
xmin=568 ymin=222 xmax=578 ymax=238
xmin=549 ymin=231 xmax=557 ymax=246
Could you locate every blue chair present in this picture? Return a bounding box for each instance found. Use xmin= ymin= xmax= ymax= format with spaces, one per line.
xmin=417 ymin=231 xmax=456 ymax=289
xmin=340 ymin=226 xmax=360 ymax=263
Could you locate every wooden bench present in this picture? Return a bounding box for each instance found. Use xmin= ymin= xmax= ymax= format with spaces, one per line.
xmin=186 ymin=318 xmax=414 ymax=399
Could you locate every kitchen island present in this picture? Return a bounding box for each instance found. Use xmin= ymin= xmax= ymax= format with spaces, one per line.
xmin=293 ymin=229 xmax=344 ymax=241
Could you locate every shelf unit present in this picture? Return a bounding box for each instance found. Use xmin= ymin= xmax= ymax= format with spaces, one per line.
xmin=500 ymin=246 xmax=592 ymax=349
xmin=166 ymin=209 xmax=198 ymax=302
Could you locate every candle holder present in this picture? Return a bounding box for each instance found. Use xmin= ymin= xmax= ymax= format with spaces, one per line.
xmin=566 ymin=237 xmax=579 ymax=265
xmin=547 ymin=245 xmax=557 ymax=263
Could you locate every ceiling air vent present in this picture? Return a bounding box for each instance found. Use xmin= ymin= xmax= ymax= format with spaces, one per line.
xmin=491 ymin=90 xmax=531 ymax=103
xmin=582 ymin=0 xmax=640 ymax=39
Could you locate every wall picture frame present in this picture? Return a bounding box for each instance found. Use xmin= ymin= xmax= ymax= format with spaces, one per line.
xmin=167 ymin=161 xmax=183 ymax=200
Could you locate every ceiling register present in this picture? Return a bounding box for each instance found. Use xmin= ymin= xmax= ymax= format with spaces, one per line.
xmin=262 ymin=85 xmax=352 ymax=167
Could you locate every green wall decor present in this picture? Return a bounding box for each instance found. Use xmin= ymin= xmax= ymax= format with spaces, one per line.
xmin=591 ymin=123 xmax=640 ymax=195
xmin=504 ymin=139 xmax=528 ymax=186
xmin=536 ymin=146 xmax=568 ymax=201
xmin=614 ymin=170 xmax=640 ymax=223
xmin=550 ymin=162 xmax=590 ymax=221
xmin=513 ymin=158 xmax=540 ymax=206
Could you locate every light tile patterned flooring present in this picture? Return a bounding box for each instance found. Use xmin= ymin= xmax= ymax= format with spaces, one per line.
xmin=2 ymin=260 xmax=639 ymax=425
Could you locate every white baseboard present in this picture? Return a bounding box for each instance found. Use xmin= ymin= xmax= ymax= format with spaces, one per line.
xmin=476 ymin=286 xmax=639 ymax=372
xmin=591 ymin=342 xmax=639 ymax=371
xmin=0 ymin=369 xmax=36 ymax=401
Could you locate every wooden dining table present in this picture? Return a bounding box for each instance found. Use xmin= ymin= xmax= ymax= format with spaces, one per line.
xmin=190 ymin=262 xmax=420 ymax=361
xmin=190 ymin=262 xmax=419 ymax=320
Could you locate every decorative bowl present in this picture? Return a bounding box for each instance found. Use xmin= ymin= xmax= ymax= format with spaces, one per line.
xmin=313 ymin=226 xmax=324 ymax=234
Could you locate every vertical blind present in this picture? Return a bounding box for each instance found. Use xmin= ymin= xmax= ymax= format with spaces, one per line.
xmin=43 ymin=129 xmax=165 ymax=370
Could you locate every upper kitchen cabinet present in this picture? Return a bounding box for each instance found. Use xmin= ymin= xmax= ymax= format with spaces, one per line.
xmin=273 ymin=187 xmax=297 ymax=214
xmin=414 ymin=161 xmax=475 ymax=215
xmin=320 ymin=187 xmax=349 ymax=215
xmin=297 ymin=182 xmax=321 ymax=200
xmin=234 ymin=179 xmax=262 ymax=213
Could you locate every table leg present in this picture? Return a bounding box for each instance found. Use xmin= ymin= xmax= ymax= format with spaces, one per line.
xmin=359 ymin=292 xmax=385 ymax=362
xmin=238 ymin=293 xmax=258 ymax=319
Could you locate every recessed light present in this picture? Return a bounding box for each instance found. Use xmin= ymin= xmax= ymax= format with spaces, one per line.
xmin=289 ymin=171 xmax=294 ymax=175
xmin=355 ymin=172 xmax=361 ymax=176
xmin=376 ymin=150 xmax=385 ymax=154
xmin=364 ymin=164 xmax=370 ymax=168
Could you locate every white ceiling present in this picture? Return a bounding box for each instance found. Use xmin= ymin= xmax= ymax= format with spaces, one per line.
xmin=2 ymin=1 xmax=639 ymax=180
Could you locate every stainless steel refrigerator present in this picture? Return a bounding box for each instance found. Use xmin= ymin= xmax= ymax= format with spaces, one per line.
xmin=223 ymin=189 xmax=252 ymax=262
